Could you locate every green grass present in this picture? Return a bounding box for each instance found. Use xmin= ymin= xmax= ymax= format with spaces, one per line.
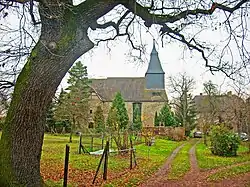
xmin=196 ymin=141 xmax=250 ymax=170
xmin=167 ymin=141 xmax=194 ymax=179
xmin=43 ymin=134 xmax=126 ymax=171
xmin=1 ymin=132 xmax=183 ymax=186
xmin=103 ymin=139 xmax=184 ymax=187
xmin=41 ymin=133 xmax=184 ymax=186
xmin=45 ymin=179 xmax=67 ymax=187
xmin=207 ymin=163 xmax=250 ymax=181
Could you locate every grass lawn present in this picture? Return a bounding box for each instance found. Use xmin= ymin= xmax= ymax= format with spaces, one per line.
xmin=41 ymin=133 xmax=184 ymax=186
xmin=196 ymin=141 xmax=250 ymax=170
xmin=167 ymin=140 xmax=195 ymax=179
xmin=207 ymin=162 xmax=250 ymax=181
xmin=103 ymin=138 xmax=184 ymax=187
xmin=2 ymin=131 xmax=249 ymax=185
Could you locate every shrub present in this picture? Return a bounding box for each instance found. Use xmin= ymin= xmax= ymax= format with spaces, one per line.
xmin=210 ymin=124 xmax=240 ymax=157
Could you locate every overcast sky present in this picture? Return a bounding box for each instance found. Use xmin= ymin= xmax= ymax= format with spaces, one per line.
xmin=59 ymin=1 xmax=250 ymax=98
xmin=60 ymin=36 xmax=236 ymax=98
xmin=1 ymin=1 xmax=249 ymax=99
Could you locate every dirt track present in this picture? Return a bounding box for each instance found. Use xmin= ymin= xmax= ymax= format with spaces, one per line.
xmin=140 ymin=140 xmax=250 ymax=187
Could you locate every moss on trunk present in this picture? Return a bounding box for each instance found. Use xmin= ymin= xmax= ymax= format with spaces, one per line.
xmin=0 ymin=23 xmax=90 ymax=187
xmin=0 ymin=0 xmax=114 ymax=185
xmin=0 ymin=53 xmax=33 ymax=186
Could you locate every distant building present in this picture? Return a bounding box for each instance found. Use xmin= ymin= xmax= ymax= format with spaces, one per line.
xmin=193 ymin=91 xmax=247 ymax=132
xmin=88 ymin=40 xmax=168 ymax=128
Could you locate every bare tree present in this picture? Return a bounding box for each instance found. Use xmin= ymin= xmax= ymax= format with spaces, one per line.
xmin=227 ymin=80 xmax=248 ymax=133
xmin=200 ymin=80 xmax=219 ymax=145
xmin=0 ymin=0 xmax=250 ymax=186
xmin=229 ymin=78 xmax=250 ymax=152
xmin=168 ymin=73 xmax=196 ymax=136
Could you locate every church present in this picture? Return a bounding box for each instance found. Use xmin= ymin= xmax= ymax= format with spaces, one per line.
xmin=88 ymin=41 xmax=168 ymax=127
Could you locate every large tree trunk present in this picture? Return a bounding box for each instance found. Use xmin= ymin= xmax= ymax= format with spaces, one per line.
xmin=0 ymin=7 xmax=94 ymax=187
xmin=0 ymin=0 xmax=118 ymax=185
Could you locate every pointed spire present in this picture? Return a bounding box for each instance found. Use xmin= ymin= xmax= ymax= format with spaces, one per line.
xmin=145 ymin=40 xmax=164 ymax=74
xmin=145 ymin=39 xmax=165 ymax=90
xmin=152 ymin=39 xmax=157 ymax=54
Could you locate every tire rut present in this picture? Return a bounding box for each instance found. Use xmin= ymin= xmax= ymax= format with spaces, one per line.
xmin=183 ymin=140 xmax=200 ymax=180
xmin=139 ymin=140 xmax=250 ymax=187
xmin=139 ymin=143 xmax=186 ymax=187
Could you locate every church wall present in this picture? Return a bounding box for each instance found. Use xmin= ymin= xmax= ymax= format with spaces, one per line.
xmin=141 ymin=102 xmax=165 ymax=127
xmin=89 ymin=96 xmax=165 ymax=128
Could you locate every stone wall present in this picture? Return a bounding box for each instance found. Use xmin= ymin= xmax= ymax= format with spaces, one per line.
xmin=89 ymin=95 xmax=165 ymax=128
xmin=141 ymin=102 xmax=165 ymax=127
xmin=143 ymin=126 xmax=186 ymax=141
xmin=88 ymin=97 xmax=185 ymax=140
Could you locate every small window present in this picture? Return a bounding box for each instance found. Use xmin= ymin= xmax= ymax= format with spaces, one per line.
xmin=133 ymin=102 xmax=142 ymax=123
xmin=152 ymin=92 xmax=161 ymax=96
xmin=90 ymin=110 xmax=93 ymax=114
xmin=88 ymin=122 xmax=94 ymax=128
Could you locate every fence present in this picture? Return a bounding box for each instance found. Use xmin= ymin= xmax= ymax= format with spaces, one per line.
xmin=63 ymin=137 xmax=137 ymax=186
xmin=77 ymin=131 xmax=143 ymax=153
xmin=142 ymin=126 xmax=186 ymax=141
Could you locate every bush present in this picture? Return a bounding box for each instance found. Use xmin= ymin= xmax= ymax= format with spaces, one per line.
xmin=210 ymin=124 xmax=240 ymax=157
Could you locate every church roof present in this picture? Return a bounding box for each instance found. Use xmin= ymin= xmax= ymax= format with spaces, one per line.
xmin=90 ymin=77 xmax=167 ymax=102
xmin=145 ymin=40 xmax=165 ymax=74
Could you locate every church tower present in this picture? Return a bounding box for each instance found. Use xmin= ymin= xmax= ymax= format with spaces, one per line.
xmin=145 ymin=40 xmax=165 ymax=90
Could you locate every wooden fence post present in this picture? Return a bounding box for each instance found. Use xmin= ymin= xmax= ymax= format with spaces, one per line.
xmin=133 ymin=148 xmax=137 ymax=167
xmin=90 ymin=135 xmax=93 ymax=152
xmin=110 ymin=134 xmax=112 ymax=149
xmin=130 ymin=137 xmax=133 ymax=169
xmin=79 ymin=134 xmax=82 ymax=154
xmin=92 ymin=141 xmax=109 ymax=184
xmin=63 ymin=145 xmax=70 ymax=187
xmin=103 ymin=141 xmax=109 ymax=180
xmin=101 ymin=133 xmax=104 ymax=149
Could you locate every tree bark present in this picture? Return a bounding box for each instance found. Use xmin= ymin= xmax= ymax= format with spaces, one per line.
xmin=0 ymin=0 xmax=119 ymax=185
xmin=0 ymin=5 xmax=94 ymax=186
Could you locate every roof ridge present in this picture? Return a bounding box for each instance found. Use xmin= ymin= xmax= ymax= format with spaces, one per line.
xmin=91 ymin=77 xmax=145 ymax=80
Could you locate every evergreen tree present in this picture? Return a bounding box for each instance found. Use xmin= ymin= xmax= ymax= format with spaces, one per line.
xmin=54 ymin=61 xmax=90 ymax=141
xmin=45 ymin=100 xmax=56 ymax=133
xmin=106 ymin=93 xmax=129 ymax=151
xmin=111 ymin=92 xmax=129 ymax=130
xmin=133 ymin=107 xmax=142 ymax=131
xmin=154 ymin=111 xmax=160 ymax=126
xmin=94 ymin=105 xmax=105 ymax=132
xmin=54 ymin=89 xmax=68 ymax=122
xmin=106 ymin=107 xmax=118 ymax=131
xmin=159 ymin=104 xmax=177 ymax=127
xmin=49 ymin=89 xmax=71 ymax=133
xmin=66 ymin=61 xmax=90 ymax=128
xmin=175 ymin=93 xmax=197 ymax=135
